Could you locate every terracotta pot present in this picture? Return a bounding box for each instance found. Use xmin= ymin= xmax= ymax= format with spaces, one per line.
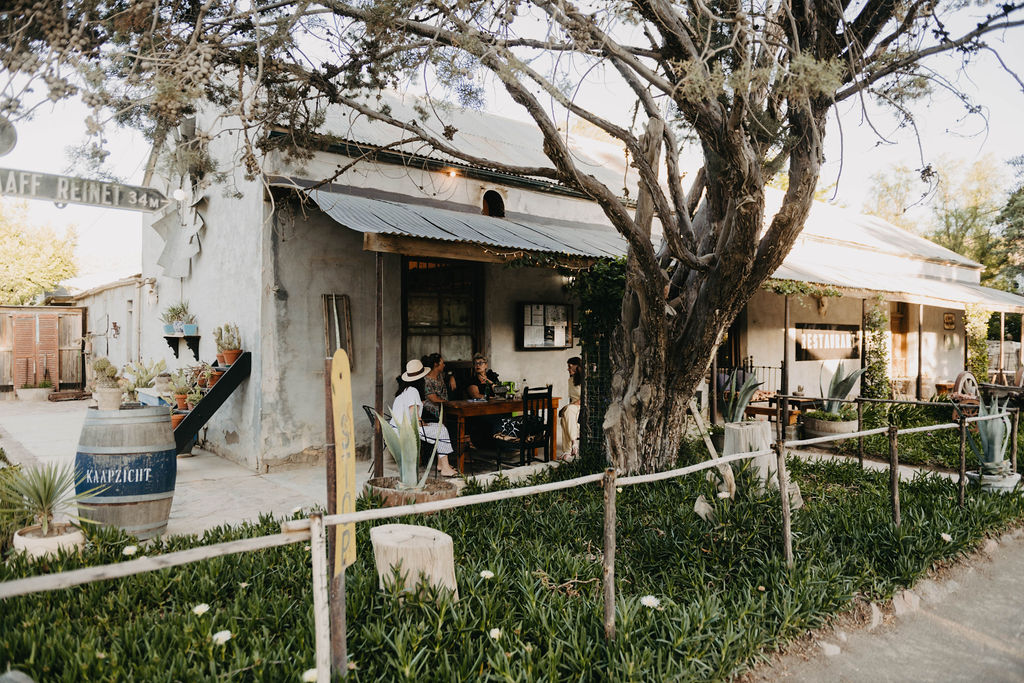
xmin=209 ymin=370 xmax=225 ymax=386
xmin=365 ymin=477 xmax=458 ymax=508
xmin=197 ymin=375 xmax=208 ymax=388
xmin=216 ymin=352 xmax=226 ymax=365
xmin=174 ymin=394 xmax=188 ymax=410
xmin=13 ymin=522 xmax=85 ymax=559
xmin=221 ymin=349 xmax=242 ymax=365
xmin=171 ymin=412 xmax=186 ymax=429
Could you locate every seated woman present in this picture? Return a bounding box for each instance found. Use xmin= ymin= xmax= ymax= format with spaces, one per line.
xmin=420 ymin=353 xmax=456 ymax=422
xmin=559 ymin=356 xmax=583 ymax=460
xmin=466 ymin=352 xmax=501 ymax=448
xmin=391 ymin=359 xmax=459 ymax=477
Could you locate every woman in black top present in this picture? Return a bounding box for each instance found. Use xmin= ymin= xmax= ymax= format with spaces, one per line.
xmin=466 ymin=352 xmax=501 ymax=447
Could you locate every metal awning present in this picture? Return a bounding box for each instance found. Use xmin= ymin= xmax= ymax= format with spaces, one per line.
xmin=308 ymin=188 xmax=1024 ymax=312
xmin=308 ymin=188 xmax=627 ymax=260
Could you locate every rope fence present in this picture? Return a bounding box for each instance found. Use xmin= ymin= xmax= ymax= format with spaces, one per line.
xmin=0 ymin=410 xmax=1015 ymax=681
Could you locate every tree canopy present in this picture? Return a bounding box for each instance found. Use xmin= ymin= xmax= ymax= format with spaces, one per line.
xmin=0 ymin=201 xmax=77 ymax=305
xmin=3 ymin=0 xmax=1022 ymax=471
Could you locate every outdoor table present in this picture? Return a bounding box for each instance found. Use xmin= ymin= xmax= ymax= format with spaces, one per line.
xmin=443 ymin=397 xmax=560 ymax=472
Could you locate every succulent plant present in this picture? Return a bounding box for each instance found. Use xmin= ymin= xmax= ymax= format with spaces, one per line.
xmin=719 ymin=370 xmax=762 ymax=423
xmin=91 ymin=357 xmax=121 ymax=388
xmin=965 ymin=396 xmax=1012 ymax=477
xmin=214 ymin=323 xmax=241 ymax=352
xmin=372 ymin=406 xmax=440 ymax=490
xmin=122 ymin=359 xmax=167 ymax=401
xmin=819 ymin=362 xmax=868 ymax=415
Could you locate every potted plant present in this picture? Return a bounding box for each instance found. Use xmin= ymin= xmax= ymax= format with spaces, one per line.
xmin=802 ymin=362 xmax=868 ymax=440
xmin=161 ymin=301 xmax=192 ymax=334
xmin=16 ymin=377 xmax=53 ymax=402
xmin=715 ymin=369 xmax=762 ymax=451
xmin=181 ymin=311 xmax=198 ymax=336
xmin=169 ymin=370 xmax=191 ymax=410
xmin=170 ymin=405 xmax=187 ymax=429
xmin=186 ymin=387 xmax=204 ymax=411
xmin=963 ymin=396 xmax=1021 ymax=492
xmin=192 ymin=362 xmax=212 ymax=388
xmin=0 ymin=462 xmax=101 ymax=559
xmin=91 ymin=357 xmax=123 ymax=411
xmin=214 ymin=323 xmax=242 ymax=365
xmin=122 ymin=359 xmax=167 ymax=403
xmin=365 ymin=407 xmax=457 ymax=507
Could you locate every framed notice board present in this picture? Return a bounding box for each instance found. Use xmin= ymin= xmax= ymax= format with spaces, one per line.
xmin=516 ymin=302 xmax=574 ymax=350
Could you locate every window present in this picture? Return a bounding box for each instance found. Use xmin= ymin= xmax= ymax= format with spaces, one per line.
xmin=403 ymin=259 xmax=483 ymax=362
xmin=482 ymin=190 xmax=505 ymax=218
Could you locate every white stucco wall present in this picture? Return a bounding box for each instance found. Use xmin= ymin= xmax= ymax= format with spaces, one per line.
xmin=743 ymin=290 xmax=967 ymax=399
xmin=76 ymin=279 xmax=147 ymax=374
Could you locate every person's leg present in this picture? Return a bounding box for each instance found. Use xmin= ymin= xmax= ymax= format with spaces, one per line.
xmin=561 ymin=404 xmax=580 ymax=456
xmin=423 ymin=423 xmax=459 ymax=476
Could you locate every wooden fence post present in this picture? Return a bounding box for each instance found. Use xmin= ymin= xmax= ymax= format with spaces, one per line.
xmin=958 ymin=415 xmax=967 ymax=508
xmin=857 ymin=400 xmax=864 ymax=468
xmin=310 ymin=513 xmax=331 ymax=682
xmin=773 ymin=441 xmax=793 ymax=568
xmin=602 ymin=468 xmax=617 ymax=640
xmin=888 ymin=425 xmax=901 ymax=528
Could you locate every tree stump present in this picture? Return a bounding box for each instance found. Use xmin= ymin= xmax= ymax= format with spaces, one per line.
xmin=370 ymin=524 xmax=459 ymax=599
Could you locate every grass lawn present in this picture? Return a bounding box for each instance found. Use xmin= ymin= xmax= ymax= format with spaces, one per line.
xmin=1 ymin=455 xmax=1022 ymax=681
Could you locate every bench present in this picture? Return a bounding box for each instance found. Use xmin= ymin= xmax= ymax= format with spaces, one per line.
xmin=744 ymin=404 xmax=800 ymax=425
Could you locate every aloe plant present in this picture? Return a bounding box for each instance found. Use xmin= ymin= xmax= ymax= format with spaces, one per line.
xmin=372 ymin=406 xmax=440 ymax=489
xmin=819 ymin=362 xmax=868 ymax=415
xmin=0 ymin=462 xmax=102 ymax=536
xmin=965 ymin=396 xmax=1011 ymax=476
xmin=720 ymin=370 xmax=762 ymax=423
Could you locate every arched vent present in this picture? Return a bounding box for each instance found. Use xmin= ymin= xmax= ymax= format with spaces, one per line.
xmin=482 ymin=190 xmax=505 ymax=218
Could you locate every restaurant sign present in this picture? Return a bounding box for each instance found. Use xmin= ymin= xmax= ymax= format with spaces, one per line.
xmin=0 ymin=167 xmax=168 ymax=212
xmin=795 ymin=323 xmax=860 ymax=361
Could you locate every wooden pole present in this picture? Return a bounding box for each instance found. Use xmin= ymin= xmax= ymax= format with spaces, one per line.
xmin=310 ymin=513 xmax=332 ymax=683
xmin=774 ymin=440 xmax=793 ymax=567
xmin=602 ymin=467 xmax=617 ymax=640
xmin=323 ymin=357 xmax=346 ymax=674
xmin=324 ymin=359 xmax=337 ymax=557
xmin=998 ymin=312 xmax=1006 ymax=384
xmin=1011 ymin=409 xmax=1019 ymax=476
xmin=374 ymin=251 xmax=384 ymax=478
xmin=857 ymin=399 xmax=864 ymax=468
xmin=710 ymin=356 xmax=718 ymax=426
xmin=861 ymin=298 xmax=867 ymax=371
xmin=888 ymin=425 xmax=901 ymax=528
xmin=958 ymin=414 xmax=967 ymax=508
xmin=781 ymin=295 xmax=790 ymax=396
xmin=916 ymin=304 xmax=923 ymax=400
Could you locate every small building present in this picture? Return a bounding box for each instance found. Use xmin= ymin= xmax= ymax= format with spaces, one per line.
xmin=77 ymin=94 xmax=1024 ymax=470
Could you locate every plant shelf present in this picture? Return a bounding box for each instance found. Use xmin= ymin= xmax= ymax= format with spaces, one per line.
xmin=163 ymin=334 xmax=200 ymax=360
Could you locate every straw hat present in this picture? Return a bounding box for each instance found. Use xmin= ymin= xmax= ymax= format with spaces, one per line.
xmin=401 ymin=359 xmax=430 ymax=381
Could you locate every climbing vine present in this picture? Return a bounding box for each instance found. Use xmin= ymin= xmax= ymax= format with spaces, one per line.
xmin=965 ymin=305 xmax=991 ymax=380
xmin=760 ymin=278 xmax=842 ymax=299
xmin=862 ymin=296 xmax=891 ymax=399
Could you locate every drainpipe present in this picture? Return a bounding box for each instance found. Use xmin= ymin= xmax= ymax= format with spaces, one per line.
xmin=374 ymin=252 xmax=384 ymax=478
xmin=135 ymin=280 xmax=143 ymax=362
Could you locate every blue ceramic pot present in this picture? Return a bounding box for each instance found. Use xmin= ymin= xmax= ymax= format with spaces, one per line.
xmin=163 ymin=324 xmax=175 ymax=334
xmin=182 ymin=324 xmax=198 ymax=336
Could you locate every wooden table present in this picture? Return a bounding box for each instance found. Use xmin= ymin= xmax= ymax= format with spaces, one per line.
xmin=443 ymin=397 xmax=560 ymax=472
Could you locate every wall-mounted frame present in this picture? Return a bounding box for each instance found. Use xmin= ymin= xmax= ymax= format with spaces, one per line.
xmin=516 ymin=302 xmax=573 ymax=350
xmin=943 ymin=312 xmax=956 ymax=330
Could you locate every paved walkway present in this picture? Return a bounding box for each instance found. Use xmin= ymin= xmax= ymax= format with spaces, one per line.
xmin=0 ymin=398 xmax=549 ymax=537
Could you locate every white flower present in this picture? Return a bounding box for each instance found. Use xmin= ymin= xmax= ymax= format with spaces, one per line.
xmin=616 ymin=487 xmax=623 ymax=493
xmin=95 ymin=652 xmax=107 ymax=660
xmin=192 ymin=603 xmax=210 ymax=616
xmin=304 ymin=545 xmax=311 ymax=551
xmin=479 ymin=570 xmax=494 ymax=579
xmin=640 ymin=595 xmax=661 ymax=609
xmin=212 ymin=630 xmax=232 ymax=645
xmin=291 ymin=505 xmax=304 ymax=515
xmin=239 ymin=582 xmax=250 ymax=588
xmin=489 ymin=628 xmax=501 ymax=640
xmin=301 ymin=668 xmax=318 ymax=682
xmin=941 ymin=532 xmax=953 ymax=543
xmin=347 ymin=662 xmax=357 ymax=671
xmin=122 ymin=545 xmax=138 ymax=556
xmin=716 ymin=491 xmax=731 ymax=499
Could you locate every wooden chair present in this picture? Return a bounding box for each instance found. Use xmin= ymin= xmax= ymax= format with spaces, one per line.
xmin=493 ymin=385 xmax=554 ymax=471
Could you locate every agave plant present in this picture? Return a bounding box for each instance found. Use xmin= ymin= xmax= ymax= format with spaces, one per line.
xmin=965 ymin=396 xmax=1011 ymax=476
xmin=720 ymin=370 xmax=762 ymax=423
xmin=0 ymin=462 xmax=102 ymax=537
xmin=372 ymin=406 xmax=440 ymax=490
xmin=820 ymin=362 xmax=868 ymax=415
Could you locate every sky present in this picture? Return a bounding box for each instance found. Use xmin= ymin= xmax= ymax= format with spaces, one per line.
xmin=2 ymin=7 xmax=1023 ymax=286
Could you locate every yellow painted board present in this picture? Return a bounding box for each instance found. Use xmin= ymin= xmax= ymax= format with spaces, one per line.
xmin=330 ymin=349 xmax=357 ymax=572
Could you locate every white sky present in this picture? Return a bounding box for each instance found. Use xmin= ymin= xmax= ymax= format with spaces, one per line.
xmin=2 ymin=8 xmax=1022 ymax=284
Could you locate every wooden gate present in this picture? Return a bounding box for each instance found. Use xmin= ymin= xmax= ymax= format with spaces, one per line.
xmin=0 ymin=306 xmax=84 ymax=391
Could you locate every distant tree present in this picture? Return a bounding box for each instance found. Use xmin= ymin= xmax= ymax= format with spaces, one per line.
xmin=995 ymin=155 xmax=1024 ymax=291
xmin=862 ymin=165 xmax=924 ymax=232
xmin=924 ymin=156 xmax=1008 ymax=289
xmin=3 ymin=1 xmax=1023 ymax=472
xmin=0 ymin=202 xmax=77 ymax=305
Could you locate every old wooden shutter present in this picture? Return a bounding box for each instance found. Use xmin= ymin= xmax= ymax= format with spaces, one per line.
xmin=36 ymin=313 xmax=59 ymax=384
xmin=12 ymin=314 xmax=34 ymax=388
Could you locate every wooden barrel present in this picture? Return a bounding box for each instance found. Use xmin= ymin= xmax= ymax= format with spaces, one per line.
xmin=75 ymin=406 xmax=177 ymax=540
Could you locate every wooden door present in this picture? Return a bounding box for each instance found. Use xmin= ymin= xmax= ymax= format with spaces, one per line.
xmin=12 ymin=314 xmax=34 ymax=388
xmin=890 ymin=302 xmax=909 ymax=378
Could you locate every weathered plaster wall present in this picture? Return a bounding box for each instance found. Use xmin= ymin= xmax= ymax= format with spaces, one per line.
xmin=137 ymin=115 xmax=267 ymax=468
xmin=77 ymin=280 xmax=145 ymax=372
xmin=744 ymin=290 xmax=966 ymax=399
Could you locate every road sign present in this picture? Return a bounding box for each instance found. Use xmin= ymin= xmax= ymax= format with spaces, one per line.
xmin=0 ymin=167 xmax=168 ymax=212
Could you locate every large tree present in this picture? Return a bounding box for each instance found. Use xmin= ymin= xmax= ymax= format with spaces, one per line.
xmin=0 ymin=201 xmax=77 ymax=304
xmin=3 ymin=0 xmax=1022 ymax=472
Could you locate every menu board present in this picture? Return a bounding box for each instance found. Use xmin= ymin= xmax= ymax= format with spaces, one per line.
xmin=518 ymin=302 xmax=573 ymax=350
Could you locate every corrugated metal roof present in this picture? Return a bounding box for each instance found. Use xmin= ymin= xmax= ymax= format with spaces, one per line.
xmin=308 ymin=188 xmax=1024 ymax=312
xmin=308 ymin=189 xmax=627 ymax=258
